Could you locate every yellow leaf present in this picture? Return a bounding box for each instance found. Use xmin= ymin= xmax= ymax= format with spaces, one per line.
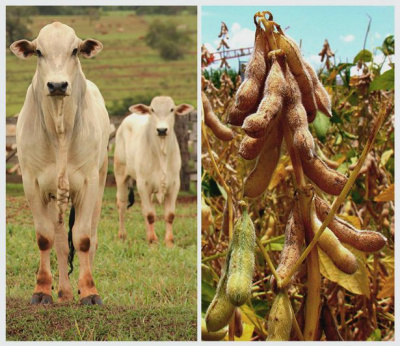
xmin=269 ymin=155 xmax=290 ymax=191
xmin=374 ymin=184 xmax=394 ymax=202
xmin=239 ymin=305 xmax=268 ymax=338
xmin=223 ymin=323 xmax=255 ymax=341
xmin=318 ymin=244 xmax=370 ymax=298
xmin=377 ymin=272 xmax=394 ymax=298
xmin=337 ymin=214 xmax=361 ymax=229
xmin=380 ymin=149 xmax=393 ymax=167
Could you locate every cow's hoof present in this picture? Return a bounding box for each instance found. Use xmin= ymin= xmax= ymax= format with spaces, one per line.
xmin=80 ymin=294 xmax=103 ymax=306
xmin=31 ymin=292 xmax=53 ymax=305
xmin=58 ymin=290 xmax=74 ymax=303
xmin=165 ymin=239 xmax=174 ymax=248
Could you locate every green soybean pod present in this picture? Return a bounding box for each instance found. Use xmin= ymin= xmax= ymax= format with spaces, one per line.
xmin=226 ymin=204 xmax=256 ymax=306
xmin=267 ymin=291 xmax=293 ymax=341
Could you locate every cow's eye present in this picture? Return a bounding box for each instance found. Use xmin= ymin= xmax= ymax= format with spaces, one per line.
xmin=36 ymin=49 xmax=42 ymax=57
xmin=170 ymin=108 xmax=174 ymax=112
xmin=151 ymin=108 xmax=154 ymax=112
xmin=72 ymin=48 xmax=78 ymax=56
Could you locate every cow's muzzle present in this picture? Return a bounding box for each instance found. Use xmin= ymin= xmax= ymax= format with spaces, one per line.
xmin=157 ymin=128 xmax=168 ymax=136
xmin=47 ymin=81 xmax=68 ymax=96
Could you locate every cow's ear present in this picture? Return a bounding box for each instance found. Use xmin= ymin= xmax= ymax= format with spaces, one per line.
xmin=79 ymin=39 xmax=103 ymax=58
xmin=10 ymin=39 xmax=36 ymax=59
xmin=175 ymin=103 xmax=194 ymax=116
xmin=129 ymin=104 xmax=150 ymax=115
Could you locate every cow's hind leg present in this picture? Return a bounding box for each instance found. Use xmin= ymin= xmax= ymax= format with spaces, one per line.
xmin=115 ymin=161 xmax=129 ymax=241
xmin=164 ymin=185 xmax=179 ymax=248
xmin=137 ymin=180 xmax=158 ymax=244
xmin=73 ymin=176 xmax=103 ymax=305
xmin=23 ymin=181 xmax=55 ymax=304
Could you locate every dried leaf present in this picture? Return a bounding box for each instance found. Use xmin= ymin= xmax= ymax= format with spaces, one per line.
xmin=380 ymin=149 xmax=394 ymax=167
xmin=319 ymin=244 xmax=370 ymax=298
xmin=269 ymin=155 xmax=290 ymax=191
xmin=223 ymin=322 xmax=255 ymax=341
xmin=377 ymin=272 xmax=394 ymax=298
xmin=374 ymin=184 xmax=394 ymax=202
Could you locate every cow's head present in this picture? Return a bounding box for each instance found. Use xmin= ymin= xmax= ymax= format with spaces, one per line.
xmin=129 ymin=96 xmax=194 ymax=137
xmin=10 ymin=22 xmax=102 ymax=98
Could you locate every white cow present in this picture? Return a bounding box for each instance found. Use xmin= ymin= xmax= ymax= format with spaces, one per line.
xmin=10 ymin=22 xmax=109 ymax=305
xmin=114 ymin=96 xmax=194 ymax=247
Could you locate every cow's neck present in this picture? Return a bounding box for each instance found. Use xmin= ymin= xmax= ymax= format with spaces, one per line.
xmin=32 ymin=68 xmax=87 ymax=222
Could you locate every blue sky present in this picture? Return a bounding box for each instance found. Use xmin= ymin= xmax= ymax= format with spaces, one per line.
xmin=202 ymin=6 xmax=394 ymax=71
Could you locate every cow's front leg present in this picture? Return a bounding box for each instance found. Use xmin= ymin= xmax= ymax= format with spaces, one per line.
xmin=164 ymin=184 xmax=179 ymax=248
xmin=50 ymin=203 xmax=73 ymax=302
xmin=137 ymin=180 xmax=158 ymax=244
xmin=24 ymin=182 xmax=55 ymax=304
xmin=73 ymin=178 xmax=102 ymax=305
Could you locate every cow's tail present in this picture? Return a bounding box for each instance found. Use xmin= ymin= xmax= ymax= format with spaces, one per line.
xmin=127 ymin=186 xmax=135 ymax=209
xmin=68 ymin=206 xmax=76 ymax=276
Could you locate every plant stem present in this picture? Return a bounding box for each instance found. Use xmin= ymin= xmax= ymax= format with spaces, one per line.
xmin=282 ymin=120 xmax=321 ymax=340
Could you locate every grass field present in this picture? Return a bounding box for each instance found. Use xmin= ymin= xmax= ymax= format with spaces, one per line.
xmin=6 ymin=184 xmax=197 ymax=341
xmin=6 ymin=10 xmax=197 ymax=117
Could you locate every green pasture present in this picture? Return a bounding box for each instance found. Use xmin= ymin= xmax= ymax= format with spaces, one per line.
xmin=6 ymin=184 xmax=197 ymax=341
xmin=6 ymin=11 xmax=197 ymax=117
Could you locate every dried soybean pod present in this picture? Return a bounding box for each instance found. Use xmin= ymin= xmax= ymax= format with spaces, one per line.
xmin=321 ymin=302 xmax=344 ymax=341
xmin=227 ymin=103 xmax=258 ymax=127
xmin=233 ymin=26 xmax=269 ymax=112
xmin=239 ymin=134 xmax=268 ymax=160
xmin=201 ymin=318 xmax=228 ymax=341
xmin=315 ymin=197 xmax=387 ymax=252
xmin=310 ymin=200 xmax=358 ymax=275
xmin=226 ymin=204 xmax=256 ymax=306
xmin=267 ymin=291 xmax=293 ymax=341
xmin=205 ymin=264 xmax=236 ymax=332
xmin=303 ymin=60 xmax=332 ymax=118
xmin=302 ymin=152 xmax=347 ymax=196
xmin=273 ymin=196 xmax=305 ymax=288
xmin=272 ymin=32 xmax=317 ymax=122
xmin=242 ymin=50 xmax=287 ymax=138
xmin=243 ymin=122 xmax=283 ymax=198
xmin=284 ymin=69 xmax=315 ymax=161
xmin=202 ymin=91 xmax=235 ymax=141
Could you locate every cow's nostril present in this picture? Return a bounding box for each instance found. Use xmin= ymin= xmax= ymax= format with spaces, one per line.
xmin=61 ymin=82 xmax=68 ymax=92
xmin=157 ymin=128 xmax=168 ymax=136
xmin=47 ymin=82 xmax=55 ymax=92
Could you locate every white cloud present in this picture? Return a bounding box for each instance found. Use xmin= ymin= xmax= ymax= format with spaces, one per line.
xmin=340 ymin=34 xmax=355 ymax=42
xmin=304 ymin=55 xmax=324 ymax=71
xmin=374 ymin=32 xmax=382 ymax=39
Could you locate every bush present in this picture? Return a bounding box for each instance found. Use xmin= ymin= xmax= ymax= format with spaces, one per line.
xmin=145 ymin=20 xmax=191 ymax=61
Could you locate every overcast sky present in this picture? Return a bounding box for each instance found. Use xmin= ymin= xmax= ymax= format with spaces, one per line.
xmin=202 ymin=6 xmax=394 ymax=72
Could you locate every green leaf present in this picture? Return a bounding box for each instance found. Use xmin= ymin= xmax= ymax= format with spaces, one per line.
xmin=369 ymin=68 xmax=394 ymax=91
xmin=382 ymin=35 xmax=394 ymax=56
xmin=330 ymin=109 xmax=343 ymax=124
xmin=202 ymin=174 xmax=222 ymax=198
xmin=313 ymin=112 xmax=331 ymax=143
xmin=353 ymin=49 xmax=372 ymax=63
xmin=367 ymin=329 xmax=382 ymax=341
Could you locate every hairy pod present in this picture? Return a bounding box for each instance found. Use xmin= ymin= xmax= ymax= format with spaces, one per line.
xmin=272 ymin=197 xmax=305 ymax=290
xmin=202 ymin=91 xmax=235 ymax=141
xmin=242 ymin=50 xmax=287 ymax=138
xmin=205 ymin=264 xmax=236 ymax=332
xmin=238 ymin=134 xmax=268 ymax=160
xmin=315 ymin=196 xmax=387 ymax=252
xmin=273 ymin=32 xmax=317 ymax=122
xmin=302 ymin=152 xmax=347 ymax=196
xmin=201 ymin=318 xmax=228 ymax=341
xmin=234 ymin=26 xmax=269 ymax=112
xmin=321 ymin=302 xmax=343 ymax=341
xmin=226 ymin=206 xmax=256 ymax=306
xmin=303 ymin=60 xmax=332 ymax=118
xmin=267 ymin=291 xmax=293 ymax=341
xmin=283 ymin=69 xmax=315 ymax=161
xmin=311 ymin=200 xmax=358 ymax=274
xmin=243 ymin=122 xmax=283 ymax=198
